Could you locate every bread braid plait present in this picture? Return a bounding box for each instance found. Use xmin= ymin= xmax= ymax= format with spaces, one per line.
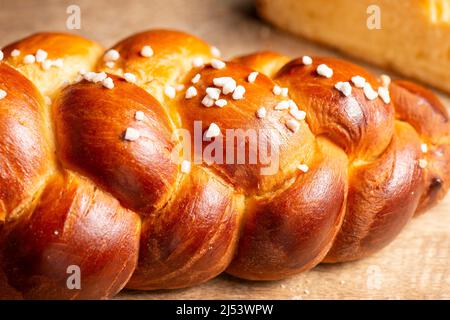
xmin=0 ymin=30 xmax=448 ymax=299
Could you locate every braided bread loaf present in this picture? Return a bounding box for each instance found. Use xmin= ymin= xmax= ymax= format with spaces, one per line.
xmin=0 ymin=30 xmax=448 ymax=299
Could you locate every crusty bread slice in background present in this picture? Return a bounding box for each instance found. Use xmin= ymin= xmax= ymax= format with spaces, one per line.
xmin=257 ymin=0 xmax=450 ymax=93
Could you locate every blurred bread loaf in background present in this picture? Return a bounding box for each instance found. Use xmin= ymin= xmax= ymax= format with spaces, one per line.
xmin=257 ymin=0 xmax=450 ymax=93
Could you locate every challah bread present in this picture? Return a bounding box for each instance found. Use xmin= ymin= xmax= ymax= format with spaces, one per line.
xmin=0 ymin=29 xmax=449 ymax=299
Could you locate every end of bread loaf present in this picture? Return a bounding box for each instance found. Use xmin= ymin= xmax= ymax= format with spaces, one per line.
xmin=2 ymin=32 xmax=103 ymax=97
xmin=257 ymin=0 xmax=450 ymax=93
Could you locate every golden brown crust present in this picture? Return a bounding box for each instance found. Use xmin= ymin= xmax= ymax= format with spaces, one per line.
xmin=2 ymin=33 xmax=103 ymax=97
xmin=390 ymin=80 xmax=450 ymax=213
xmin=54 ymin=74 xmax=177 ymax=214
xmin=233 ymin=51 xmax=291 ymax=77
xmin=227 ymin=138 xmax=348 ymax=280
xmin=128 ymin=167 xmax=243 ymax=290
xmin=235 ymin=52 xmax=450 ymax=265
xmin=0 ymin=30 xmax=449 ymax=299
xmin=0 ymin=63 xmax=54 ymax=222
xmin=325 ymin=122 xmax=424 ymax=262
xmin=178 ymin=62 xmax=316 ymax=194
xmin=0 ymin=172 xmax=141 ymax=299
xmin=391 ymin=80 xmax=449 ymax=142
xmin=276 ymin=57 xmax=395 ymax=161
xmin=98 ymin=29 xmax=214 ymax=105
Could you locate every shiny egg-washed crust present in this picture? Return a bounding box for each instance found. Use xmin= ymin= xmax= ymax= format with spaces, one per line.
xmin=0 ymin=30 xmax=449 ymax=299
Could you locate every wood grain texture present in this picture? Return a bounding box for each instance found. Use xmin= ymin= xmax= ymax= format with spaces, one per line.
xmin=0 ymin=0 xmax=448 ymax=300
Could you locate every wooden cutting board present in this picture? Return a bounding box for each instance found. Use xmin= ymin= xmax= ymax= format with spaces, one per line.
xmin=1 ymin=0 xmax=449 ymax=300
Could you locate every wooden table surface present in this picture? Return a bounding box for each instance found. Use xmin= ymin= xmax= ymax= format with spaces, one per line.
xmin=1 ymin=0 xmax=449 ymax=300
